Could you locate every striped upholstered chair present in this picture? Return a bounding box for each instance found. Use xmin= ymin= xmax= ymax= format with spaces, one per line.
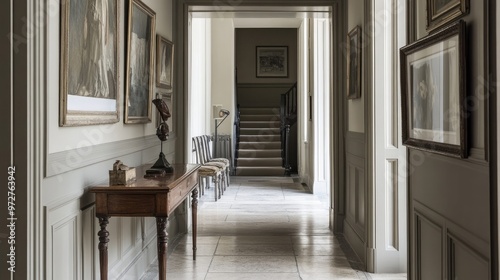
xmin=192 ymin=136 xmax=225 ymax=200
xmin=203 ymin=135 xmax=230 ymax=191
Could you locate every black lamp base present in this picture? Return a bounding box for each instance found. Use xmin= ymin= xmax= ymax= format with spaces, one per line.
xmin=144 ymin=152 xmax=174 ymax=178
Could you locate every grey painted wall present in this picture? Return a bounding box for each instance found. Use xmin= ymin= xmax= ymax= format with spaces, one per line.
xmin=235 ymin=28 xmax=297 ymax=108
xmin=407 ymin=0 xmax=493 ymax=279
xmin=346 ymin=0 xmax=365 ymax=133
xmin=343 ymin=0 xmax=368 ymax=268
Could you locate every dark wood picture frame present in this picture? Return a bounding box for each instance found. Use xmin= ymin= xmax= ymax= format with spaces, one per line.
xmin=400 ymin=20 xmax=467 ymax=158
xmin=59 ymin=0 xmax=120 ymax=126
xmin=347 ymin=26 xmax=361 ymax=100
xmin=426 ymin=0 xmax=469 ymax=32
xmin=156 ymin=35 xmax=174 ymax=90
xmin=124 ymin=0 xmax=156 ymax=124
xmin=256 ymin=46 xmax=288 ymax=78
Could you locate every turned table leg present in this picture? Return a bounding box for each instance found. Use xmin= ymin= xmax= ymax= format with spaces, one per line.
xmin=192 ymin=188 xmax=198 ymax=260
xmin=98 ymin=216 xmax=109 ymax=280
xmin=156 ymin=217 xmax=168 ymax=280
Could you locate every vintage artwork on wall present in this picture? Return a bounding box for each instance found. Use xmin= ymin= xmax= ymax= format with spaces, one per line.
xmin=156 ymin=93 xmax=174 ymax=134
xmin=59 ymin=0 xmax=120 ymax=126
xmin=347 ymin=26 xmax=361 ymax=99
xmin=400 ymin=20 xmax=466 ymax=158
xmin=156 ymin=35 xmax=174 ymax=89
xmin=124 ymin=0 xmax=156 ymax=124
xmin=256 ymin=46 xmax=288 ymax=78
xmin=427 ymin=0 xmax=469 ymax=32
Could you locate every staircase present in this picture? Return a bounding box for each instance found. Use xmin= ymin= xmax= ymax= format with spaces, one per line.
xmin=235 ymin=108 xmax=286 ymax=176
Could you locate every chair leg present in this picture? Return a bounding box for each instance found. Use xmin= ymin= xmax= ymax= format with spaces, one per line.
xmin=225 ymin=168 xmax=229 ymax=190
xmin=220 ymin=173 xmax=225 ymax=196
xmin=218 ymin=174 xmax=222 ymax=200
xmin=214 ymin=175 xmax=218 ymax=202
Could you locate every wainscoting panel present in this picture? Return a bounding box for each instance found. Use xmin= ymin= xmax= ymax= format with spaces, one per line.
xmin=45 ymin=196 xmax=82 ymax=280
xmin=344 ymin=131 xmax=366 ymax=264
xmin=412 ymin=200 xmax=490 ymax=280
xmin=449 ymin=234 xmax=489 ymax=280
xmin=82 ymin=206 xmax=97 ymax=280
xmin=385 ymin=160 xmax=399 ymax=250
xmin=414 ymin=211 xmax=443 ymax=280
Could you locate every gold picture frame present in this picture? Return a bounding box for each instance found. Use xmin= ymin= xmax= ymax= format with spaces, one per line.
xmin=59 ymin=0 xmax=120 ymax=126
xmin=124 ymin=0 xmax=156 ymax=124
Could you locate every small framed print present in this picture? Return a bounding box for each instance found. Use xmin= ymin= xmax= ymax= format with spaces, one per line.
xmin=156 ymin=35 xmax=174 ymax=89
xmin=256 ymin=46 xmax=288 ymax=78
xmin=347 ymin=26 xmax=361 ymax=99
xmin=426 ymin=0 xmax=469 ymax=32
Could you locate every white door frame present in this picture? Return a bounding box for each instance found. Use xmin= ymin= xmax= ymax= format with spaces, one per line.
xmin=368 ymin=0 xmax=408 ymax=273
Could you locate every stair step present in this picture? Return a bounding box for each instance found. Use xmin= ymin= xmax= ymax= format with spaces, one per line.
xmin=235 ymin=166 xmax=286 ymax=176
xmin=240 ymin=114 xmax=280 ymax=122
xmin=239 ymin=108 xmax=279 ymax=115
xmin=238 ymin=149 xmax=281 ymax=158
xmin=239 ymin=141 xmax=281 ymax=149
xmin=240 ymin=128 xmax=280 ymax=135
xmin=239 ymin=135 xmax=280 ymax=142
xmin=240 ymin=121 xmax=281 ymax=129
xmin=237 ymin=157 xmax=282 ymax=166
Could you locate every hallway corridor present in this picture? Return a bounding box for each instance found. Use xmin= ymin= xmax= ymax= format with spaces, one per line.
xmin=141 ymin=177 xmax=407 ymax=280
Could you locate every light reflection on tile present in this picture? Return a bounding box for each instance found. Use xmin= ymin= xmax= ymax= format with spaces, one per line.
xmin=209 ymin=255 xmax=298 ymax=273
xmin=216 ymin=244 xmax=294 ymax=255
xmin=205 ymin=273 xmax=301 ymax=280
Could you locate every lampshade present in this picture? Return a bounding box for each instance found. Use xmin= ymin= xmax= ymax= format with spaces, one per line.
xmin=219 ymin=109 xmax=230 ymax=117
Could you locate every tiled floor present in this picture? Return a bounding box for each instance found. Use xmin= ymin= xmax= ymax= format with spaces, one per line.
xmin=141 ymin=177 xmax=407 ymax=280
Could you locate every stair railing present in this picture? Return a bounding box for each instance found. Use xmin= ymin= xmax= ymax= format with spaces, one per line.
xmin=234 ymin=104 xmax=240 ymax=164
xmin=280 ymin=83 xmax=298 ymax=176
xmin=233 ymin=69 xmax=240 ymax=172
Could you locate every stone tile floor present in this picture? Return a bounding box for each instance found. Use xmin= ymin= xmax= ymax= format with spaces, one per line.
xmin=141 ymin=177 xmax=407 ymax=280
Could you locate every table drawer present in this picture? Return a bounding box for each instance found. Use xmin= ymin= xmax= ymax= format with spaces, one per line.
xmin=107 ymin=194 xmax=156 ymax=216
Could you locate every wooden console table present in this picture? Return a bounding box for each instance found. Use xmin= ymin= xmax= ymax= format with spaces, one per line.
xmin=89 ymin=164 xmax=200 ymax=280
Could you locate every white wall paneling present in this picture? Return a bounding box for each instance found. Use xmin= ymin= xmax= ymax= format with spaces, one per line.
xmin=311 ymin=18 xmax=331 ymax=195
xmin=45 ymin=195 xmax=82 ymax=280
xmin=188 ymin=18 xmax=212 ymax=163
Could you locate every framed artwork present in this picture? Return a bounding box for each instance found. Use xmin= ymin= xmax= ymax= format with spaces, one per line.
xmin=400 ymin=20 xmax=467 ymax=158
xmin=426 ymin=0 xmax=469 ymax=32
xmin=256 ymin=46 xmax=288 ymax=78
xmin=156 ymin=35 xmax=174 ymax=89
xmin=59 ymin=0 xmax=120 ymax=126
xmin=156 ymin=93 xmax=174 ymax=134
xmin=124 ymin=0 xmax=156 ymax=124
xmin=347 ymin=26 xmax=361 ymax=99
